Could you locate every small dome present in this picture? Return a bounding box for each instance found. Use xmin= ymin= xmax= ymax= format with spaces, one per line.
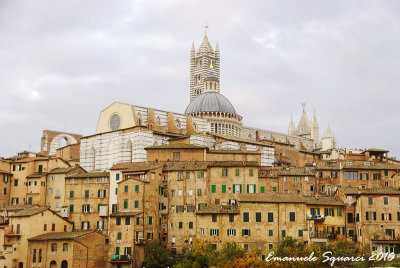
xmin=185 ymin=92 xmax=237 ymax=115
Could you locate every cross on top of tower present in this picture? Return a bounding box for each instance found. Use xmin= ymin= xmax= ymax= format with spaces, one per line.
xmin=202 ymin=22 xmax=209 ymax=35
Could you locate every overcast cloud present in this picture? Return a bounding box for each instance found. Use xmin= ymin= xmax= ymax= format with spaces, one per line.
xmin=1 ymin=0 xmax=400 ymax=158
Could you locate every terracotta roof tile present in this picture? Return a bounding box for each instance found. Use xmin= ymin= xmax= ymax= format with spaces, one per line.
xmin=304 ymin=196 xmax=344 ymax=206
xmin=65 ymin=171 xmax=109 ymax=178
xmin=11 ymin=207 xmax=48 ymax=217
xmin=196 ymin=204 xmax=240 ymax=214
xmin=28 ymin=230 xmax=94 ymax=241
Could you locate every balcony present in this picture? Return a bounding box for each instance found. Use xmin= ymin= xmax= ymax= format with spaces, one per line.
xmin=6 ymin=232 xmax=21 ymax=237
xmin=307 ymin=214 xmax=325 ymax=221
xmin=135 ymin=238 xmax=145 ymax=245
xmin=371 ymin=235 xmax=400 ymax=244
xmin=110 ymin=255 xmax=132 ymax=263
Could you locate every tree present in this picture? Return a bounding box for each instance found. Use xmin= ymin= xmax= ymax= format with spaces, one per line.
xmin=141 ymin=243 xmax=175 ymax=268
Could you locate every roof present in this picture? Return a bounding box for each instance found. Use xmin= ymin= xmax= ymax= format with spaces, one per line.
xmin=239 ymin=194 xmax=305 ymax=203
xmin=304 ymin=196 xmax=344 ymax=206
xmin=48 ymin=167 xmax=80 ymax=174
xmin=337 ymin=187 xmax=400 ymax=196
xmin=316 ymin=160 xmax=400 ymax=170
xmin=207 ymin=161 xmax=259 ymax=167
xmin=11 ymin=207 xmax=48 ymax=217
xmin=196 ymin=205 xmax=240 ymax=214
xmin=0 ymin=169 xmax=11 ymax=175
xmin=145 ymin=144 xmax=207 ymax=150
xmin=185 ymin=91 xmax=237 ymax=115
xmin=365 ymin=148 xmax=389 ymax=153
xmin=273 ymin=167 xmax=314 ymax=176
xmin=0 ymin=204 xmax=36 ymax=212
xmin=208 ymin=150 xmax=261 ymax=155
xmin=110 ymin=162 xmax=163 ymax=172
xmin=110 ymin=211 xmax=142 ymax=217
xmin=163 ymin=162 xmax=209 ymax=171
xmin=65 ymin=171 xmax=109 ymax=178
xmin=26 ymin=172 xmax=46 ymax=178
xmin=212 ymin=133 xmax=272 ymax=147
xmin=197 ymin=34 xmax=214 ymax=54
xmin=28 ymin=230 xmax=94 ymax=241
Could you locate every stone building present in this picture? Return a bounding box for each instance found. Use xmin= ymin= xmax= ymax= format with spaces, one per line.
xmin=40 ymin=130 xmax=82 ymax=156
xmin=0 ymin=207 xmax=73 ymax=268
xmin=27 ymin=230 xmax=107 ymax=268
xmin=46 ymin=166 xmax=85 ymax=213
xmin=64 ymin=172 xmax=110 ymax=232
xmin=0 ymin=159 xmax=12 ymax=208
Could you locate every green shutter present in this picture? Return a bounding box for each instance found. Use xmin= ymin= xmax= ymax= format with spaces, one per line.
xmin=117 ymin=232 xmax=122 ymax=240
xmin=233 ymin=184 xmax=236 ymax=193
xmin=298 ymin=230 xmax=303 ymax=237
xmin=116 ymin=173 xmax=120 ymax=180
xmin=247 ymin=184 xmax=249 ymax=193
xmin=240 ymin=184 xmax=242 ymax=193
xmin=332 ymin=209 xmax=334 ymax=217
xmin=256 ymin=212 xmax=261 ymax=222
xmin=211 ymin=185 xmax=216 ymax=193
xmin=253 ymin=184 xmax=256 ymax=193
xmin=222 ymin=185 xmax=226 ymax=193
xmin=186 ymin=171 xmax=190 ymax=179
xmin=136 ymin=217 xmax=139 ymax=225
xmin=324 ymin=208 xmax=328 ymax=216
xmin=135 ymin=185 xmax=139 ymax=192
xmin=70 ymin=205 xmax=74 ymax=213
xmin=249 ymin=169 xmax=253 ymax=176
xmin=282 ymin=230 xmax=286 ymax=237
xmin=269 ymin=230 xmax=273 ymax=236
xmin=70 ymin=191 xmax=74 ymax=198
xmin=126 ymin=217 xmax=130 ymax=225
xmin=85 ymin=190 xmax=89 ymax=198
xmin=236 ymin=169 xmax=239 ymax=176
xmin=82 ymin=205 xmax=84 ymax=212
xmin=149 ymin=216 xmax=152 ymax=225
xmin=317 ymin=208 xmax=320 ymax=215
xmin=98 ymin=204 xmax=100 ymax=212
xmin=261 ymin=186 xmax=265 ymax=193
xmin=97 ymin=190 xmax=100 ymax=197
xmin=124 ymin=185 xmax=128 ymax=192
xmin=115 ymin=247 xmax=120 ymax=255
xmin=268 ymin=212 xmax=273 ymax=222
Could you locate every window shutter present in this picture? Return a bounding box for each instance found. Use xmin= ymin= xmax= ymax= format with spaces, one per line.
xmin=242 ymin=229 xmax=244 ymax=236
xmin=253 ymin=185 xmax=256 ymax=193
xmin=104 ymin=190 xmax=106 ymax=197
xmin=234 ymin=229 xmax=236 ymax=236
xmin=98 ymin=190 xmax=100 ymax=197
xmin=247 ymin=184 xmax=249 ymax=193
xmin=248 ymin=230 xmax=251 ymax=236
xmin=233 ymin=184 xmax=236 ymax=193
xmin=261 ymin=186 xmax=265 ymax=193
xmin=82 ymin=205 xmax=84 ymax=212
xmin=332 ymin=209 xmax=334 ymax=217
xmin=366 ymin=212 xmax=369 ymax=220
xmin=240 ymin=184 xmax=242 ymax=193
xmin=81 ymin=222 xmax=84 ymax=229
xmin=389 ymin=213 xmax=392 ymax=221
xmin=374 ymin=212 xmax=376 ymax=220
xmin=317 ymin=208 xmax=320 ymax=215
xmin=210 ymin=229 xmax=212 ymax=236
xmin=324 ymin=208 xmax=327 ymax=216
xmin=217 ymin=229 xmax=219 ymax=236
xmin=227 ymin=229 xmax=229 ymax=236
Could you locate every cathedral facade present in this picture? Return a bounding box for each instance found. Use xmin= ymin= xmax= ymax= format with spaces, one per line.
xmin=80 ymin=33 xmax=335 ymax=172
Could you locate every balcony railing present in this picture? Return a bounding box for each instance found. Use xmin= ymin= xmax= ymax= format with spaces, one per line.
xmin=310 ymin=232 xmax=337 ymax=239
xmin=110 ymin=255 xmax=131 ymax=262
xmin=307 ymin=214 xmax=325 ymax=221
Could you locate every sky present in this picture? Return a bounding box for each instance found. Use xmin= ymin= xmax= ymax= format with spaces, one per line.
xmin=1 ymin=0 xmax=400 ymax=158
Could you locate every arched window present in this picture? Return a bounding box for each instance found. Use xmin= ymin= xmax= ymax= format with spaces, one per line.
xmin=51 ymin=243 xmax=57 ymax=252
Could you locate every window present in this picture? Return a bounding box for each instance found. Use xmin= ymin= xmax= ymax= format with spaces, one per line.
xmin=117 ymin=232 xmax=122 ymax=240
xmin=84 ymin=190 xmax=89 ymax=198
xmin=116 ymin=217 xmax=121 ymax=225
xmin=384 ymin=197 xmax=388 ymax=205
xmin=272 ymin=186 xmax=277 ymax=193
xmin=3 ymin=188 xmax=6 ymax=195
xmin=368 ymin=197 xmax=373 ymax=205
xmin=124 ymin=200 xmax=128 ymax=209
xmin=176 ymin=205 xmax=184 ymax=213
xmin=44 ymin=224 xmax=47 ymax=231
xmin=63 ymin=243 xmax=68 ymax=252
xmin=115 ymin=247 xmax=120 ymax=255
xmin=188 ymin=189 xmax=193 ymax=196
xmin=247 ymin=184 xmax=256 ymax=193
xmin=235 ymin=169 xmax=239 ymax=176
xmin=221 ymin=185 xmax=226 ymax=193
xmin=294 ymin=177 xmax=298 ymax=182
xmin=268 ymin=212 xmax=273 ymax=222
xmin=345 ymin=171 xmax=358 ymax=180
xmin=178 ymin=190 xmax=182 ymax=196
xmin=331 ymin=171 xmax=338 ymax=178
xmin=116 ymin=173 xmax=120 ymax=180
xmin=124 ymin=185 xmax=128 ymax=192
xmin=186 ymin=171 xmax=190 ymax=179
xmin=243 ymin=212 xmax=249 ymax=222
xmin=347 ymin=213 xmax=354 ymax=223
xmin=148 ymin=216 xmax=153 ymax=225
xmin=242 ymin=229 xmax=251 ymax=236
xmin=82 ymin=204 xmax=90 ymax=213
xmin=177 ymin=172 xmax=183 ymax=180
xmin=189 ymin=222 xmax=193 ymax=229
xmin=33 ymin=248 xmax=36 ymax=262
xmin=211 ymin=185 xmax=216 ymax=193
xmin=70 ymin=204 xmax=74 ymax=213
xmin=125 ymin=217 xmax=131 ymax=225
xmin=197 ymin=189 xmax=201 ymax=196
xmin=210 ymin=229 xmax=219 ymax=236
xmin=260 ymin=186 xmax=265 ymax=193
xmin=52 ymin=224 xmax=55 ymax=231
xmin=197 ymin=172 xmax=204 ymax=178
xmin=268 ymin=230 xmax=273 ymax=236
xmin=201 ymin=228 xmax=205 ymax=236
xmin=233 ymin=184 xmax=242 ymax=193
xmin=227 ymin=229 xmax=236 ymax=236
xmin=289 ymin=212 xmax=296 ymax=222
xmin=281 ymin=230 xmax=286 ymax=237
xmin=70 ymin=191 xmax=74 ymax=199
xmin=134 ymin=200 xmax=139 ymax=208
xmin=222 ymin=169 xmax=228 ymax=176
xmin=39 ymin=249 xmax=42 ymax=262
xmin=229 ymin=214 xmax=234 ymax=222
xmin=173 ymin=152 xmax=180 ymax=161
xmin=324 ymin=208 xmax=335 ymax=216
xmin=373 ymin=173 xmax=381 ymax=180
xmin=136 ymin=217 xmax=140 ymax=225
xmin=284 ymin=176 xmax=288 ymax=182
xmin=187 ymin=205 xmax=196 ymax=213
xmin=98 ymin=189 xmax=106 ymax=198
xmin=212 ymin=215 xmax=217 ymax=222
xmin=14 ymin=179 xmax=18 ymax=186
xmin=85 ymin=178 xmax=90 ymax=184
xmin=178 ymin=222 xmax=183 ymax=229
xmin=249 ymin=169 xmax=254 ymax=176
xmin=51 ymin=243 xmax=57 ymax=252
xmin=337 ymin=208 xmax=342 ymax=217
xmin=360 ymin=173 xmax=368 ymax=180
xmin=298 ymin=230 xmax=303 ymax=237
xmin=366 ymin=211 xmax=377 ymax=221
xmin=256 ymin=212 xmax=261 ymax=222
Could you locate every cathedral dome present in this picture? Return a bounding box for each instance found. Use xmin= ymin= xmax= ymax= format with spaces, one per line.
xmin=185 ymin=91 xmax=237 ymax=115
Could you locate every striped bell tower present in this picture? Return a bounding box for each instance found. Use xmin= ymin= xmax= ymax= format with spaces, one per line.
xmin=189 ymin=33 xmax=220 ymax=101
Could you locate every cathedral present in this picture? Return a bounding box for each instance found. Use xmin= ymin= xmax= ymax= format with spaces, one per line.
xmin=80 ymin=33 xmax=336 ymax=171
